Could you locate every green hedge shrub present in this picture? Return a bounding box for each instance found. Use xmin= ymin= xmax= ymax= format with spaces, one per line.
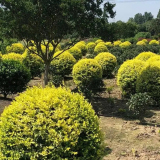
xmin=135 ymin=51 xmax=156 ymax=62
xmin=94 ymin=44 xmax=108 ymax=56
xmin=134 ymin=32 xmax=151 ymax=40
xmin=23 ymin=49 xmax=44 ymax=78
xmin=0 ymin=59 xmax=31 ymax=98
xmin=69 ymin=46 xmax=82 ymax=60
xmin=117 ymin=59 xmax=145 ymax=97
xmin=72 ymin=59 xmax=103 ymax=97
xmin=95 ymin=52 xmax=117 ymax=77
xmin=136 ymin=61 xmax=160 ymax=104
xmin=0 ymin=86 xmax=104 ymax=160
xmin=50 ymin=51 xmax=76 ymax=77
xmin=6 ymin=43 xmax=25 ymax=54
xmin=127 ymin=92 xmax=153 ymax=123
xmin=0 ymin=53 xmax=2 ymax=61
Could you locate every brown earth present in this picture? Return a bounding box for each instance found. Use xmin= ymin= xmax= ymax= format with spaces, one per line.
xmin=0 ymin=77 xmax=160 ymax=160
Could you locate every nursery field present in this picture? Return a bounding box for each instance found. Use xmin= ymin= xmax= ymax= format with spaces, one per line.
xmin=0 ymin=77 xmax=160 ymax=160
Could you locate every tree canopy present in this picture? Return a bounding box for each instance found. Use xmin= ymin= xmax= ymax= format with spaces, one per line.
xmin=0 ymin=0 xmax=116 ymax=85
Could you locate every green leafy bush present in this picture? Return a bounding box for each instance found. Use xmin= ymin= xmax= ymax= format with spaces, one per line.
xmin=6 ymin=43 xmax=25 ymax=54
xmin=134 ymin=32 xmax=151 ymax=40
xmin=127 ymin=92 xmax=153 ymax=123
xmin=136 ymin=61 xmax=160 ymax=104
xmin=0 ymin=59 xmax=31 ymax=98
xmin=117 ymin=59 xmax=145 ymax=97
xmin=135 ymin=51 xmax=156 ymax=62
xmin=0 ymin=53 xmax=2 ymax=61
xmin=0 ymin=38 xmax=18 ymax=54
xmin=95 ymin=52 xmax=117 ymax=77
xmin=0 ymin=86 xmax=104 ymax=160
xmin=72 ymin=59 xmax=103 ymax=97
xmin=68 ymin=46 xmax=82 ymax=60
xmin=50 ymin=51 xmax=76 ymax=77
xmin=94 ymin=44 xmax=108 ymax=56
xmin=23 ymin=49 xmax=44 ymax=78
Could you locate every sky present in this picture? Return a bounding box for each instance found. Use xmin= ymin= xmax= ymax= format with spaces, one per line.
xmin=108 ymin=0 xmax=160 ymax=22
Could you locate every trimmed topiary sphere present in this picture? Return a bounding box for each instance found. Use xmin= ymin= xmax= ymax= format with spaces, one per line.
xmin=72 ymin=59 xmax=103 ymax=97
xmin=75 ymin=42 xmax=87 ymax=56
xmin=0 ymin=59 xmax=31 ymax=98
xmin=2 ymin=52 xmax=24 ymax=62
xmin=0 ymin=86 xmax=104 ymax=160
xmin=95 ymin=52 xmax=117 ymax=77
xmin=50 ymin=51 xmax=76 ymax=76
xmin=69 ymin=46 xmax=82 ymax=60
xmin=135 ymin=51 xmax=156 ymax=62
xmin=136 ymin=61 xmax=160 ymax=103
xmin=117 ymin=59 xmax=145 ymax=97
xmin=94 ymin=44 xmax=108 ymax=56
xmin=136 ymin=41 xmax=146 ymax=46
xmin=6 ymin=43 xmax=25 ymax=54
xmin=105 ymin=42 xmax=113 ymax=47
xmin=95 ymin=39 xmax=103 ymax=44
xmin=86 ymin=42 xmax=96 ymax=54
xmin=113 ymin=40 xmax=121 ymax=46
xmin=119 ymin=41 xmax=131 ymax=48
xmin=149 ymin=40 xmax=159 ymax=45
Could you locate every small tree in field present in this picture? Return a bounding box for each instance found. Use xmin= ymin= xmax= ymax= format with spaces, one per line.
xmin=0 ymin=0 xmax=116 ymax=85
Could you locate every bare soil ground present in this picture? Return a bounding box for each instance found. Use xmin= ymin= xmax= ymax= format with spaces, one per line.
xmin=0 ymin=77 xmax=160 ymax=160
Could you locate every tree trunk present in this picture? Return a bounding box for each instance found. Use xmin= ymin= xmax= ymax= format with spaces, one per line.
xmin=44 ymin=62 xmax=50 ymax=86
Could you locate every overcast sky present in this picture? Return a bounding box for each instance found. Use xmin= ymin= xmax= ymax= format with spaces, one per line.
xmin=108 ymin=0 xmax=160 ymax=22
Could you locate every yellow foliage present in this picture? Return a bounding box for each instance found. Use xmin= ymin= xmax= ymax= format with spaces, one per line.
xmin=113 ymin=40 xmax=121 ymax=46
xmin=136 ymin=61 xmax=160 ymax=103
xmin=95 ymin=39 xmax=104 ymax=44
xmin=149 ymin=40 xmax=159 ymax=45
xmin=136 ymin=41 xmax=146 ymax=46
xmin=119 ymin=41 xmax=131 ymax=48
xmin=6 ymin=43 xmax=25 ymax=54
xmin=0 ymin=86 xmax=103 ymax=159
xmin=2 ymin=52 xmax=24 ymax=62
xmin=95 ymin=52 xmax=117 ymax=77
xmin=105 ymin=42 xmax=113 ymax=47
xmin=117 ymin=59 xmax=145 ymax=96
xmin=135 ymin=51 xmax=156 ymax=62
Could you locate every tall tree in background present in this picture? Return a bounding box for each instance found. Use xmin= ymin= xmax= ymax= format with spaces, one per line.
xmin=143 ymin=12 xmax=153 ymax=22
xmin=0 ymin=0 xmax=115 ymax=85
xmin=157 ymin=9 xmax=160 ymax=19
xmin=134 ymin=13 xmax=144 ymax=24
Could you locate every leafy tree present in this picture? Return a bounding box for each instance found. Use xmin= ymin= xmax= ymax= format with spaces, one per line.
xmin=157 ymin=9 xmax=160 ymax=19
xmin=134 ymin=13 xmax=144 ymax=24
xmin=143 ymin=12 xmax=153 ymax=22
xmin=0 ymin=0 xmax=115 ymax=85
